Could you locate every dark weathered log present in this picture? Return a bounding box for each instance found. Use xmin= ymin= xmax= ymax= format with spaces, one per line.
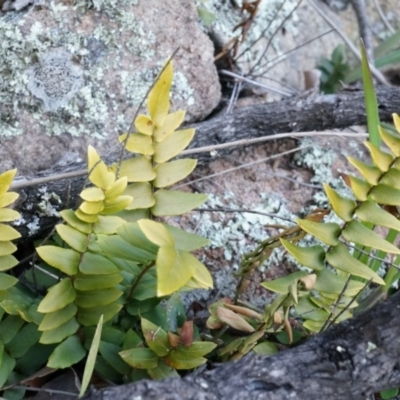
xmin=192 ymin=86 xmax=400 ymax=148
xmin=83 ymin=289 xmax=400 ymax=400
xmin=12 ymin=86 xmax=400 ymax=240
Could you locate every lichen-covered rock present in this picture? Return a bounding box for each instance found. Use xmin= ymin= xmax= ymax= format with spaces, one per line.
xmin=0 ymin=0 xmax=220 ymax=175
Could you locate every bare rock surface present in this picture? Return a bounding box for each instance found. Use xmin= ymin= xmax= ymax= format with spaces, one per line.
xmin=0 ymin=0 xmax=220 ymax=176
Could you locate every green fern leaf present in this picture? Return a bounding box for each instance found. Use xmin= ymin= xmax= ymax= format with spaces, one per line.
xmin=47 ymin=335 xmax=86 ymax=369
xmin=153 ymin=110 xmax=186 ymax=142
xmin=296 ymin=219 xmax=340 ymax=246
xmin=148 ymin=60 xmax=172 ymax=127
xmin=36 ymin=246 xmax=79 ymax=275
xmin=364 ymin=141 xmax=393 ymax=171
xmin=39 ymin=317 xmax=79 ymax=344
xmin=153 ymin=159 xmax=197 ymax=188
xmin=124 ymin=182 xmax=155 ymax=210
xmin=280 ymin=239 xmax=325 ymax=271
xmin=369 ymin=184 xmax=400 ymax=205
xmin=38 ymin=278 xmax=76 ymax=313
xmin=77 ymin=303 xmax=122 ymax=326
xmin=347 ymin=158 xmax=381 ymax=185
xmin=38 ymin=303 xmax=78 ymax=331
xmin=347 ymin=175 xmax=371 ymax=200
xmin=74 ymin=272 xmax=123 ymax=291
xmin=342 ymin=220 xmax=400 ymax=253
xmin=355 ymin=200 xmax=400 ymax=230
xmin=75 ymin=288 xmax=123 ymax=308
xmin=325 ymin=243 xmax=384 ymax=284
xmin=153 ymin=128 xmax=196 ymax=163
xmin=115 ymin=156 xmax=156 ymax=182
xmin=156 ymin=246 xmax=195 ymax=296
xmin=151 ymin=190 xmax=207 ymax=216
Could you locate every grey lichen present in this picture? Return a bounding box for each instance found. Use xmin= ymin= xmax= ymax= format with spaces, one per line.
xmin=26 ymin=49 xmax=84 ymax=112
xmin=185 ymin=190 xmax=299 ymax=308
xmin=294 ymin=138 xmax=354 ymax=208
xmin=366 ymin=340 xmax=377 ymax=353
xmin=36 ymin=186 xmax=61 ymax=217
xmin=91 ymin=0 xmax=138 ymax=16
xmin=26 ymin=216 xmax=40 ymax=235
xmin=173 ymin=72 xmax=195 ymax=107
xmin=120 ymin=66 xmax=195 ymax=114
xmin=14 ymin=213 xmax=40 ymax=236
xmin=193 ymin=191 xmax=295 ymax=270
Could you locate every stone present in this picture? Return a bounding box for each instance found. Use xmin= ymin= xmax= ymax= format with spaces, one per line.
xmin=0 ymin=0 xmax=221 ymax=176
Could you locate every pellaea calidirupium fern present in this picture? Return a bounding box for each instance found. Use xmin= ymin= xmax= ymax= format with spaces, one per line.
xmin=260 ymin=114 xmax=400 ymax=335
xmin=0 ymin=60 xmax=215 ymax=396
xmin=31 ymin=59 xmax=214 ymax=380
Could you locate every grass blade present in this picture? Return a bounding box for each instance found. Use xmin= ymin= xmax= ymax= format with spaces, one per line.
xmin=374 ymin=29 xmax=400 ymax=59
xmin=360 ymin=39 xmax=380 ymax=146
xmin=79 ymin=314 xmax=103 ymax=398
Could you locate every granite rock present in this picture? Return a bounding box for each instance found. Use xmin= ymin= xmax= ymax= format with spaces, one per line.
xmin=0 ymin=0 xmax=221 ymax=176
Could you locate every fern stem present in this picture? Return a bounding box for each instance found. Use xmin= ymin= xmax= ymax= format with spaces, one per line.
xmin=116 ymin=49 xmax=180 ymax=178
xmin=126 ymin=261 xmax=155 ymax=304
xmin=319 ymin=275 xmax=352 ymax=332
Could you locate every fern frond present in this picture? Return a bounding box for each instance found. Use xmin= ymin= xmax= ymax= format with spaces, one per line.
xmin=115 ymin=61 xmax=207 ymax=219
xmin=0 ymin=169 xmax=21 ymax=290
xmin=35 ymin=148 xmax=130 ymax=364
xmin=262 ymin=114 xmax=400 ymax=332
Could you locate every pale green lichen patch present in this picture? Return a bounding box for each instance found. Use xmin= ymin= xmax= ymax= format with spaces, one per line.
xmin=366 ymin=341 xmax=377 ymax=353
xmin=27 ymin=216 xmax=40 ymax=236
xmin=91 ymin=0 xmax=139 ymax=17
xmin=120 ymin=66 xmax=195 ymax=114
xmin=173 ymin=72 xmax=195 ymax=107
xmin=186 ymin=190 xmax=298 ymax=307
xmin=193 ymin=191 xmax=296 ymax=272
xmin=0 ymin=15 xmax=30 ymax=137
xmin=26 ymin=49 xmax=85 ymax=112
xmin=37 ymin=187 xmax=62 ymax=217
xmin=294 ymin=138 xmax=354 ymax=208
xmin=120 ymin=68 xmax=157 ymax=106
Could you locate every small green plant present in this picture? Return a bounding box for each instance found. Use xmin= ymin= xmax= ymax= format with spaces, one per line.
xmin=0 ymin=60 xmax=215 ymax=398
xmin=206 ymin=118 xmax=400 ymax=359
xmin=317 ymin=44 xmax=350 ymax=94
xmin=345 ymin=29 xmax=400 ymax=84
xmin=197 ymin=0 xmax=216 ymax=27
xmin=318 ymin=29 xmax=400 ymax=93
xmin=205 ymin=44 xmax=400 ymax=372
